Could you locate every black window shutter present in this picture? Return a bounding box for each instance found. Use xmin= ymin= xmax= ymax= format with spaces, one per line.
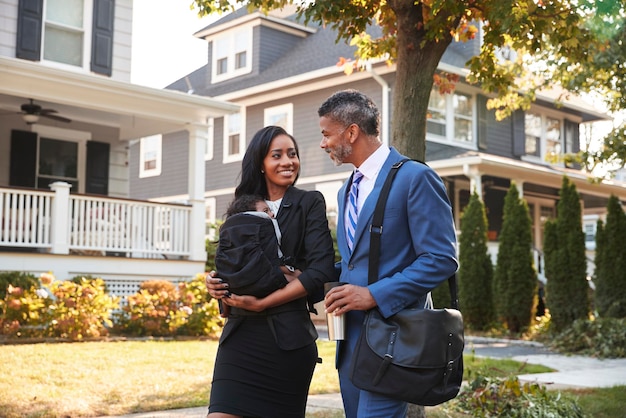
xmin=91 ymin=0 xmax=115 ymax=76
xmin=86 ymin=141 xmax=110 ymax=195
xmin=477 ymin=94 xmax=488 ymax=151
xmin=16 ymin=0 xmax=43 ymax=61
xmin=512 ymin=109 xmax=526 ymax=157
xmin=10 ymin=130 xmax=37 ymax=188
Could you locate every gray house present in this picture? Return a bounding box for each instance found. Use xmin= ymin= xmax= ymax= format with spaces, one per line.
xmin=130 ymin=6 xmax=626 ymax=278
xmin=0 ymin=0 xmax=238 ymax=296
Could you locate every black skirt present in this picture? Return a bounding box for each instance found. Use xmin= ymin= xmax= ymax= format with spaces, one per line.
xmin=208 ymin=316 xmax=318 ymax=418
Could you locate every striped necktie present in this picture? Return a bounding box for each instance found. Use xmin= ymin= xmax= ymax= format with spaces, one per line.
xmin=346 ymin=170 xmax=364 ymax=252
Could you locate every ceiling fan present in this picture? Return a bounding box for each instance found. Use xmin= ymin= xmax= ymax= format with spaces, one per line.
xmin=20 ymin=98 xmax=72 ymax=124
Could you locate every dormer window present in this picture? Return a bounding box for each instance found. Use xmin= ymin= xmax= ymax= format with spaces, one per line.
xmin=211 ymin=27 xmax=253 ymax=83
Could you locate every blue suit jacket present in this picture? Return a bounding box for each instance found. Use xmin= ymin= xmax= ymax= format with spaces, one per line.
xmin=336 ymin=147 xmax=459 ymax=367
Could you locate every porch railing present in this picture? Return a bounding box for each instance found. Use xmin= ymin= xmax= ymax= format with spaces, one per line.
xmin=0 ymin=188 xmax=52 ymax=248
xmin=1 ymin=184 xmax=192 ymax=259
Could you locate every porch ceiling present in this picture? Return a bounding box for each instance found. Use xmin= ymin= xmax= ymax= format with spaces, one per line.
xmin=429 ymin=153 xmax=626 ymax=202
xmin=0 ymin=57 xmax=239 ymax=140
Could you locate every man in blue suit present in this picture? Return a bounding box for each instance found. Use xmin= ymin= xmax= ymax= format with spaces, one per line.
xmin=320 ymin=90 xmax=459 ymax=418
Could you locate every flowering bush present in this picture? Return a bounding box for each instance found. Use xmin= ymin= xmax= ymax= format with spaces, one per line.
xmin=1 ymin=271 xmax=223 ymax=340
xmin=46 ymin=276 xmax=119 ymax=340
xmin=0 ymin=273 xmax=119 ymax=340
xmin=116 ymin=274 xmax=223 ymax=338
xmin=0 ymin=281 xmax=50 ymax=337
xmin=177 ymin=273 xmax=222 ymax=338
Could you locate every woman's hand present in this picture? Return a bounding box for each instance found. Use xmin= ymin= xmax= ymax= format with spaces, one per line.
xmin=222 ymin=294 xmax=266 ymax=312
xmin=205 ymin=271 xmax=230 ymax=299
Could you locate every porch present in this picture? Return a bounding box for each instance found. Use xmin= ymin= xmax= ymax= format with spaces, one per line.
xmin=0 ymin=184 xmax=205 ymax=296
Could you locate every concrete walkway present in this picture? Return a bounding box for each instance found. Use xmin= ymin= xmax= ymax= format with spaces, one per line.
xmin=99 ymin=335 xmax=626 ymax=418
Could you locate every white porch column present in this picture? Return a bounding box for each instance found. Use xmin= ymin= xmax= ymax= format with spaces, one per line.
xmin=49 ymin=181 xmax=71 ymax=254
xmin=463 ymin=164 xmax=482 ymax=198
xmin=187 ymin=124 xmax=208 ymax=262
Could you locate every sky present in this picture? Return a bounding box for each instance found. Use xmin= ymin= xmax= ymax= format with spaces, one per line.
xmin=131 ymin=0 xmax=221 ymax=89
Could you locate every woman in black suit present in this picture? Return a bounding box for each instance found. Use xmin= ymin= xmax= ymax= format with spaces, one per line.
xmin=206 ymin=126 xmax=336 ymax=418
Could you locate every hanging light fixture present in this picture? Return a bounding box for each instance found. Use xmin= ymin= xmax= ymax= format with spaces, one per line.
xmin=22 ymin=113 xmax=39 ymax=125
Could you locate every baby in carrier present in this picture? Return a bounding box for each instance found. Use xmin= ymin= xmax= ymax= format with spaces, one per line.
xmin=215 ymin=195 xmax=298 ymax=316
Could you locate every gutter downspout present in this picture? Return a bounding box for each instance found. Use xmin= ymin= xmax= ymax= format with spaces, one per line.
xmin=366 ymin=62 xmax=390 ymax=147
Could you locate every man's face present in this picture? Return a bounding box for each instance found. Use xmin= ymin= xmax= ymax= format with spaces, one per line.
xmin=319 ymin=116 xmax=352 ymax=166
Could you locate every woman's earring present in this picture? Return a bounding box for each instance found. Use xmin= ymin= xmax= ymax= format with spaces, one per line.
xmin=261 ymin=170 xmax=265 ymax=174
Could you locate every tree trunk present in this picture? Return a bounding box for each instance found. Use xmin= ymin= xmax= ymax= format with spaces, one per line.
xmin=390 ymin=0 xmax=451 ymax=161
xmin=407 ymin=403 xmax=427 ymax=418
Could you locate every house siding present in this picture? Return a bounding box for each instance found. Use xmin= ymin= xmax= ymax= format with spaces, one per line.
xmin=111 ymin=0 xmax=132 ymax=82
xmin=129 ymin=131 xmax=189 ymax=200
xmin=0 ymin=0 xmax=131 ymax=80
xmin=0 ymin=0 xmax=17 ymax=57
xmin=485 ymin=106 xmax=515 ymax=158
xmin=257 ymin=25 xmax=302 ymax=73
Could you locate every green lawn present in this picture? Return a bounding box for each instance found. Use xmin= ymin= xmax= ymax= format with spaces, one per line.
xmin=0 ymin=339 xmax=621 ymax=418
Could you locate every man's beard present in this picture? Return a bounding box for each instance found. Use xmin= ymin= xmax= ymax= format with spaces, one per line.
xmin=327 ymin=142 xmax=352 ymax=167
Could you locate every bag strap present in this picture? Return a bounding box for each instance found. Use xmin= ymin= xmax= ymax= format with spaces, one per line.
xmin=367 ymin=158 xmax=459 ymax=310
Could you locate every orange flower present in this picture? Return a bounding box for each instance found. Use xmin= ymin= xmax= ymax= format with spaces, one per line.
xmin=40 ymin=272 xmax=55 ymax=285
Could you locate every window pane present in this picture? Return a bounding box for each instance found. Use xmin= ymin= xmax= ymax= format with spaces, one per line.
xmin=525 ymin=113 xmax=542 ymax=156
xmin=453 ymin=94 xmax=472 ymax=116
xmin=44 ymin=26 xmax=83 ymax=66
xmin=428 ymin=90 xmax=446 ymax=111
xmin=235 ymin=51 xmax=246 ymax=69
xmin=39 ymin=138 xmax=78 ymax=178
xmin=215 ymin=38 xmax=229 ymax=57
xmin=267 ymin=112 xmax=288 ymax=129
xmin=234 ymin=30 xmax=248 ymax=51
xmin=228 ymin=113 xmax=241 ymax=134
xmin=546 ymin=117 xmax=561 ymax=156
xmin=454 ymin=118 xmax=472 ymax=142
xmin=47 ymin=0 xmax=84 ymax=27
xmin=217 ymin=58 xmax=227 ymax=75
xmin=229 ymin=134 xmax=240 ymax=155
xmin=427 ymin=118 xmax=446 ymax=136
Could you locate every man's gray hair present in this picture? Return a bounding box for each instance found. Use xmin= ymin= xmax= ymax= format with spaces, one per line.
xmin=318 ymin=89 xmax=380 ymax=137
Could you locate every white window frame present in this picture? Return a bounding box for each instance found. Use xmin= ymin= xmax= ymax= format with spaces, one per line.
xmin=264 ymin=103 xmax=293 ymax=134
xmin=205 ymin=118 xmax=214 ymax=161
xmin=222 ymin=110 xmax=246 ymax=164
xmin=139 ymin=134 xmax=162 ymax=178
xmin=31 ymin=125 xmax=91 ymax=194
xmin=41 ymin=0 xmax=93 ymax=71
xmin=211 ymin=26 xmax=253 ymax=83
xmin=426 ymin=87 xmax=475 ymax=148
xmin=522 ymin=109 xmax=564 ymax=165
xmin=205 ymin=197 xmax=217 ymax=240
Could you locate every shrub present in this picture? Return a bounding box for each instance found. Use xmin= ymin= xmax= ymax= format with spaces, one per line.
xmin=458 ymin=191 xmax=495 ymax=330
xmin=116 ymin=276 xmax=223 ymax=338
xmin=451 ymin=374 xmax=585 ymax=417
xmin=45 ymin=276 xmax=119 ymax=340
xmin=0 ymin=278 xmax=49 ymax=337
xmin=494 ymin=182 xmax=537 ymax=333
xmin=0 ymin=271 xmax=38 ymax=299
xmin=544 ymin=177 xmax=589 ymax=332
xmin=116 ymin=280 xmax=182 ymax=336
xmin=177 ymin=273 xmax=223 ymax=338
xmin=550 ymin=317 xmax=626 ymax=358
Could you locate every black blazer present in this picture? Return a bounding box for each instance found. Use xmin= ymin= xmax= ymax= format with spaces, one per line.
xmin=219 ymin=186 xmax=336 ymax=350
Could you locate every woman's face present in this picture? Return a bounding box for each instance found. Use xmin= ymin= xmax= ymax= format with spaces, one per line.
xmin=262 ymin=134 xmax=300 ymax=193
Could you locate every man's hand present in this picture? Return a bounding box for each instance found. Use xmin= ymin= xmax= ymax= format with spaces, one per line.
xmin=324 ymin=284 xmax=376 ymax=315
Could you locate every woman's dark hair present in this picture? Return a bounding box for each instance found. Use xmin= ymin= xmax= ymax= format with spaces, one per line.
xmin=225 ymin=194 xmax=265 ymax=217
xmin=234 ymin=126 xmax=300 ymax=199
